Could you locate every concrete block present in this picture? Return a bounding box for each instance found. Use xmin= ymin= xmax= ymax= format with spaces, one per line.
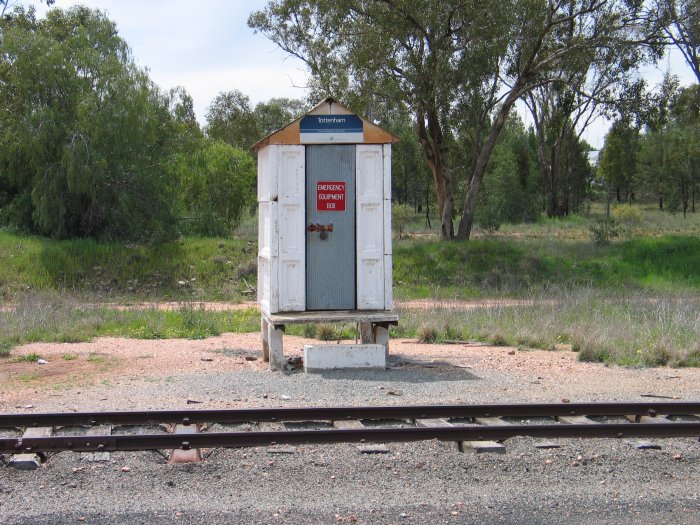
xmin=168 ymin=424 xmax=202 ymax=464
xmin=81 ymin=425 xmax=112 ymax=462
xmin=304 ymin=344 xmax=386 ymax=372
xmin=10 ymin=427 xmax=52 ymax=470
xmin=460 ymin=441 xmax=506 ymax=454
xmin=10 ymin=453 xmax=42 ymax=471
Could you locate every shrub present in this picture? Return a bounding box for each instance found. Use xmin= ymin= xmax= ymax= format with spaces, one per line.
xmin=417 ymin=325 xmax=438 ymax=343
xmin=392 ymin=204 xmax=414 ymax=240
xmin=317 ymin=324 xmax=336 ymax=341
xmin=612 ymin=206 xmax=643 ymax=238
xmin=589 ymin=217 xmax=620 ymax=244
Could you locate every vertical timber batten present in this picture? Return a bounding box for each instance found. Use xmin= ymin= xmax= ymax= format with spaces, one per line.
xmin=356 ymin=145 xmax=385 ymax=310
xmin=277 ymin=146 xmax=306 ymax=312
xmin=383 ymin=144 xmax=394 ymax=310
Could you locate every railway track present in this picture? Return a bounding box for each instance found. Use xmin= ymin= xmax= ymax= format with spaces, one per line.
xmin=2 ymin=402 xmax=699 ymax=468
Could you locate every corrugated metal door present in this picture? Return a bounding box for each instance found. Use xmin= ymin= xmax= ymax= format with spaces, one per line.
xmin=306 ymin=145 xmax=356 ymax=310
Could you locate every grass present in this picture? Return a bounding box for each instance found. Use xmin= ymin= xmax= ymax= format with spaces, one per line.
xmin=0 ymin=230 xmax=258 ymax=302
xmin=1 ymin=204 xmax=699 ymax=367
xmin=0 ymin=293 xmax=259 ymax=356
xmin=392 ymin=288 xmax=700 ymax=367
xmin=394 ymin=203 xmax=700 ymax=299
xmin=13 ymin=352 xmax=42 ymax=362
xmin=18 ymin=372 xmax=41 ymax=382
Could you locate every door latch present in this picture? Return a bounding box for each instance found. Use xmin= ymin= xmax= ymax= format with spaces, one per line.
xmin=306 ymin=223 xmax=334 ymax=239
xmin=306 ymin=223 xmax=334 ymax=233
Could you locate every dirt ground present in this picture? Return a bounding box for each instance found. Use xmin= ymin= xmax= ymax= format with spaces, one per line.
xmin=2 ymin=329 xmax=696 ymax=410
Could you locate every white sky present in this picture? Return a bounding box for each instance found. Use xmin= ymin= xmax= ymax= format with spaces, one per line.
xmin=32 ymin=1 xmax=698 ymax=149
xmin=35 ymin=0 xmax=310 ymax=123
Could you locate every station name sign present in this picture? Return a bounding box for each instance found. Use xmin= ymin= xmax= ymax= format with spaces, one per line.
xmin=300 ymin=115 xmax=364 ymax=143
xmin=317 ymin=181 xmax=346 ymax=211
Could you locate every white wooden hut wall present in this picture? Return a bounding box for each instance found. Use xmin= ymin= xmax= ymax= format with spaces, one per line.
xmin=257 ymin=143 xmax=393 ymax=314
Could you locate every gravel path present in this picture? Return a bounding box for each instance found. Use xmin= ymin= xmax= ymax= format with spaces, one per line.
xmin=2 ymin=334 xmax=700 ymax=524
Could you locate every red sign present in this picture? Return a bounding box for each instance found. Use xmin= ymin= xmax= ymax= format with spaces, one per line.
xmin=316 ymin=181 xmax=346 ymax=211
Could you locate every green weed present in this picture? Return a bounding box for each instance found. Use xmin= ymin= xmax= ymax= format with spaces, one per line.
xmin=15 ymin=352 xmax=41 ymax=362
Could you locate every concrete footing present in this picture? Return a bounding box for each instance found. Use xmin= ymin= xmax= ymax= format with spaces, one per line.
xmin=304 ymin=344 xmax=386 ymax=372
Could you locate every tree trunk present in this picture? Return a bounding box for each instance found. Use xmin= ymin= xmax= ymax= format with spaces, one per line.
xmin=549 ymin=141 xmax=560 ymax=217
xmin=456 ymin=91 xmax=519 ymax=240
xmin=416 ymin=105 xmax=450 ymax=239
xmin=564 ymin=134 xmax=573 ymax=217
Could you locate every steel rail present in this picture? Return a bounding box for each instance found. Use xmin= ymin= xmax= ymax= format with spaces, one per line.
xmin=1 ymin=402 xmax=699 ymax=428
xmin=2 ymin=422 xmax=700 ymax=454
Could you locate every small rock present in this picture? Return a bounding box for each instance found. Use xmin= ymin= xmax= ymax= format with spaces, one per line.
xmin=561 ymin=398 xmax=570 ymax=403
xmin=535 ymin=442 xmax=560 ymax=450
xmin=245 ymin=356 xmax=258 ymax=361
xmin=673 ymin=454 xmax=683 ymax=461
xmin=267 ymin=460 xmax=274 ymax=466
xmin=281 ymin=395 xmax=291 ymax=401
xmin=635 ymin=441 xmax=661 ymax=450
xmin=507 ymin=350 xmax=515 ymax=356
xmin=544 ymin=459 xmax=553 ymax=465
xmin=186 ymin=399 xmax=203 ymax=404
xmin=262 ymin=394 xmax=268 ymax=399
xmin=200 ymin=357 xmax=214 ymax=362
xmin=121 ymin=466 xmax=130 ymax=473
xmin=37 ymin=359 xmax=48 ymax=365
xmin=387 ymin=390 xmax=403 ymax=396
xmin=166 ymin=481 xmax=175 ymax=487
xmin=77 ymin=518 xmax=86 ymax=522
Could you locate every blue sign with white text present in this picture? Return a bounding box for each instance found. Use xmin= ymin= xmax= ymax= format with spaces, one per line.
xmin=300 ymin=115 xmax=364 ymax=143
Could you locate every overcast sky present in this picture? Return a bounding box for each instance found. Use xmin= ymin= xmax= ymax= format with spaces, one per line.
xmin=33 ymin=0 xmax=697 ymax=149
xmin=35 ymin=0 xmax=310 ymax=122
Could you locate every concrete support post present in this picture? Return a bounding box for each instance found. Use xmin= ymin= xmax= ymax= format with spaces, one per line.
xmin=268 ymin=323 xmax=285 ymax=371
xmin=373 ymin=324 xmax=390 ymax=360
xmin=261 ymin=317 xmax=270 ymax=362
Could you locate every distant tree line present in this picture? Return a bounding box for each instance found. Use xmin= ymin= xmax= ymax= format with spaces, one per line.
xmin=598 ymin=81 xmax=699 ymax=217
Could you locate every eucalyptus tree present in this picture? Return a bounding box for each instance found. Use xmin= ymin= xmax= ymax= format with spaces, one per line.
xmin=250 ymin=0 xmax=508 ymax=240
xmin=651 ymin=0 xmax=699 ymax=83
xmin=454 ymin=0 xmax=655 ymax=238
xmin=254 ymin=97 xmax=309 ymax=136
xmin=0 ymin=0 xmax=53 ymax=17
xmin=251 ymin=0 xmax=657 ymax=240
xmin=524 ymin=59 xmax=643 ymax=217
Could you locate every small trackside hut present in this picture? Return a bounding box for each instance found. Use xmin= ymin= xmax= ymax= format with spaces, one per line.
xmin=253 ymin=97 xmax=400 ymax=371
